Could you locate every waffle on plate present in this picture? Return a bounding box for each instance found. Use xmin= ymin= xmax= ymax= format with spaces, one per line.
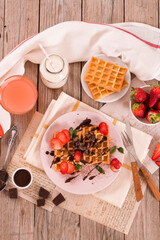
xmin=84 ymin=57 xmax=128 ymax=101
xmin=53 ymin=125 xmax=110 ymax=172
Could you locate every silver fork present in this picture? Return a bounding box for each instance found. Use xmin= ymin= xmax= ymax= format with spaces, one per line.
xmin=121 ymin=131 xmax=143 ymax=202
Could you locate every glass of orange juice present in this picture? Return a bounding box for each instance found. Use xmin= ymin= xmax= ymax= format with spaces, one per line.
xmin=0 ymin=76 xmax=37 ymax=114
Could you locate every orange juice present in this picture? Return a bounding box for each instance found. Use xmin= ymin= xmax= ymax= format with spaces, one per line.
xmin=0 ymin=76 xmax=37 ymax=114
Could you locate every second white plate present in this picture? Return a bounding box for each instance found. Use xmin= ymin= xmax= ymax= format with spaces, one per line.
xmin=81 ymin=54 xmax=131 ymax=103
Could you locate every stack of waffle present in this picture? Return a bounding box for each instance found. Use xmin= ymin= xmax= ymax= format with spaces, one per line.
xmin=84 ymin=57 xmax=128 ymax=101
xmin=53 ymin=125 xmax=110 ymax=172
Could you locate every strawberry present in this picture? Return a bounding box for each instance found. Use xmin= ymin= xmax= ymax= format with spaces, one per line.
xmin=152 ymin=143 xmax=160 ymax=160
xmin=60 ymin=161 xmax=68 ymax=174
xmin=74 ymin=151 xmax=81 ymax=162
xmin=155 ymin=161 xmax=160 ymax=167
xmin=51 ymin=138 xmax=63 ymax=149
xmin=56 ymin=132 xmax=67 ymax=145
xmin=99 ymin=122 xmax=108 ymax=135
xmin=0 ymin=124 xmax=4 ymax=138
xmin=149 ymin=86 xmax=160 ymax=108
xmin=110 ymin=158 xmax=122 ymax=172
xmin=132 ymin=103 xmax=145 ymax=118
xmin=62 ymin=129 xmax=70 ymax=142
xmin=131 ymin=87 xmax=148 ymax=102
xmin=146 ymin=110 xmax=160 ymax=124
xmin=67 ymin=162 xmax=75 ymax=174
xmin=153 ymin=100 xmax=160 ymax=110
xmin=143 ymin=96 xmax=150 ymax=111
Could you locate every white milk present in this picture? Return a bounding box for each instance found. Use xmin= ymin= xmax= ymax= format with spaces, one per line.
xmin=40 ymin=54 xmax=69 ymax=89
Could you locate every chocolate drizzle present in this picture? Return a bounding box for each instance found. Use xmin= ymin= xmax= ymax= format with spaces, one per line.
xmin=65 ymin=175 xmax=78 ymax=183
xmin=75 ymin=118 xmax=92 ymax=131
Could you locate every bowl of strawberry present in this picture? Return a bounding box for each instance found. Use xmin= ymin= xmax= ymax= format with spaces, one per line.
xmin=130 ymin=85 xmax=160 ymax=125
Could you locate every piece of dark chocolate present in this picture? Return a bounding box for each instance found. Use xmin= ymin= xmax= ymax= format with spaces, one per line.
xmin=52 ymin=193 xmax=65 ymax=206
xmin=9 ymin=188 xmax=18 ymax=199
xmin=37 ymin=198 xmax=45 ymax=207
xmin=39 ymin=187 xmax=50 ymax=199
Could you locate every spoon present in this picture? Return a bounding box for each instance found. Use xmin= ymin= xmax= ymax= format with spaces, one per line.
xmin=0 ymin=126 xmax=18 ymax=192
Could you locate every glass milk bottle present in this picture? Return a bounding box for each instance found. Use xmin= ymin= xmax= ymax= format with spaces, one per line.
xmin=40 ymin=54 xmax=69 ymax=89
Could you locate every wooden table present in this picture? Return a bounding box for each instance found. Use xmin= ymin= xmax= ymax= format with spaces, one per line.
xmin=0 ymin=0 xmax=159 ymax=239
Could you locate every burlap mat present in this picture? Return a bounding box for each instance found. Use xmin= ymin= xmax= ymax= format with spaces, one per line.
xmin=6 ymin=112 xmax=147 ymax=234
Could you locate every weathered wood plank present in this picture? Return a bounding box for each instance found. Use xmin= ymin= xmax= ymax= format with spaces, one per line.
xmin=34 ymin=0 xmax=81 ymax=239
xmin=38 ymin=0 xmax=82 ymax=114
xmin=81 ymin=1 xmax=125 ymax=240
xmin=0 ymin=0 xmax=39 ymax=239
xmin=125 ymin=0 xmax=159 ymax=240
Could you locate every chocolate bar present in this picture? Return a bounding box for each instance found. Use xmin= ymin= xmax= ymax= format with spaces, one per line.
xmin=52 ymin=193 xmax=65 ymax=206
xmin=39 ymin=187 xmax=50 ymax=199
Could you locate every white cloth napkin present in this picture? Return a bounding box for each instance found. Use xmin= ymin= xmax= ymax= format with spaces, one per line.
xmin=1 ymin=21 xmax=160 ymax=84
xmin=24 ymin=92 xmax=152 ymax=208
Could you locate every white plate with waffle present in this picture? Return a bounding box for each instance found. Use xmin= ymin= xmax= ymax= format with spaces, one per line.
xmin=40 ymin=111 xmax=124 ymax=195
xmin=81 ymin=54 xmax=131 ymax=103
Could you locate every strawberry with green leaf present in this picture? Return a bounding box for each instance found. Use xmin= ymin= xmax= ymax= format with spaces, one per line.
xmin=146 ymin=110 xmax=160 ymax=124
xmin=131 ymin=87 xmax=148 ymax=102
xmin=132 ymin=103 xmax=145 ymax=118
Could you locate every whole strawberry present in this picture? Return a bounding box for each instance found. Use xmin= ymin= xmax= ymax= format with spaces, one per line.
xmin=131 ymin=87 xmax=148 ymax=102
xmin=146 ymin=110 xmax=160 ymax=124
xmin=149 ymin=86 xmax=160 ymax=108
xmin=132 ymin=103 xmax=145 ymax=118
xmin=153 ymin=100 xmax=160 ymax=110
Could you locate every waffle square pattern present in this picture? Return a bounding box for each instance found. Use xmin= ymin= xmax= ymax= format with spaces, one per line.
xmin=53 ymin=125 xmax=110 ymax=172
xmin=84 ymin=57 xmax=128 ymax=101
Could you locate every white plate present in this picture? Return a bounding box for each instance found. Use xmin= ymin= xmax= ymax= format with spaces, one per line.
xmin=0 ymin=105 xmax=11 ymax=135
xmin=81 ymin=54 xmax=131 ymax=103
xmin=40 ymin=111 xmax=124 ymax=195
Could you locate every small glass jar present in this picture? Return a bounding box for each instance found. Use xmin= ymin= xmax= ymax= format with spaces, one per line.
xmin=40 ymin=54 xmax=69 ymax=89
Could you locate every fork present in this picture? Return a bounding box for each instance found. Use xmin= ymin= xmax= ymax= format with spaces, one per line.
xmin=121 ymin=131 xmax=143 ymax=202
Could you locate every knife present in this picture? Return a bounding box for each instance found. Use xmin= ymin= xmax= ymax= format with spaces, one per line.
xmin=125 ymin=121 xmax=143 ymax=202
xmin=125 ymin=122 xmax=160 ymax=201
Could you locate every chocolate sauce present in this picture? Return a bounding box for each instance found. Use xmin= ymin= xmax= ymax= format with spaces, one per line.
xmin=83 ymin=166 xmax=96 ymax=181
xmin=89 ymin=175 xmax=96 ymax=180
xmin=50 ymin=157 xmax=60 ymax=168
xmin=14 ymin=169 xmax=31 ymax=187
xmin=50 ymin=151 xmax=54 ymax=156
xmin=65 ymin=175 xmax=78 ymax=183
xmin=75 ymin=118 xmax=92 ymax=130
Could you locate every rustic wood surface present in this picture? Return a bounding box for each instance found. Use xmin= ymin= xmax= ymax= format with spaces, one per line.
xmin=0 ymin=0 xmax=159 ymax=239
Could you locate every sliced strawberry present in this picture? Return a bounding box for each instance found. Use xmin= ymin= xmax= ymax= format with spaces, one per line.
xmin=62 ymin=129 xmax=70 ymax=142
xmin=67 ymin=162 xmax=75 ymax=174
xmin=60 ymin=161 xmax=68 ymax=174
xmin=155 ymin=161 xmax=160 ymax=167
xmin=51 ymin=138 xmax=63 ymax=149
xmin=131 ymin=87 xmax=148 ymax=103
xmin=149 ymin=86 xmax=160 ymax=107
xmin=56 ymin=132 xmax=67 ymax=145
xmin=152 ymin=143 xmax=160 ymax=160
xmin=74 ymin=151 xmax=81 ymax=162
xmin=110 ymin=158 xmax=122 ymax=172
xmin=0 ymin=124 xmax=4 ymax=138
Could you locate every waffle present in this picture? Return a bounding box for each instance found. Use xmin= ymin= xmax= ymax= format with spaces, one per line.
xmin=53 ymin=125 xmax=110 ymax=172
xmin=85 ymin=78 xmax=128 ymax=101
xmin=84 ymin=57 xmax=128 ymax=96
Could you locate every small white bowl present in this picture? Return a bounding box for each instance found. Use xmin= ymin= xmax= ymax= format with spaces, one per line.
xmin=12 ymin=167 xmax=33 ymax=189
xmin=130 ymin=85 xmax=160 ymax=126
